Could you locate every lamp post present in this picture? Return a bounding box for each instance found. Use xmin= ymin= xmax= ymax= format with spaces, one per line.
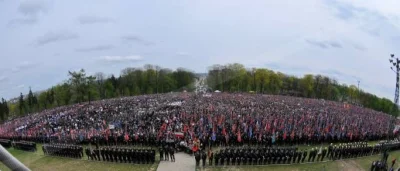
xmin=389 ymin=54 xmax=400 ymax=105
xmin=388 ymin=54 xmax=399 ymax=141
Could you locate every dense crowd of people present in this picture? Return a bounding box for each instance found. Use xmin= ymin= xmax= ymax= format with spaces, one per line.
xmin=0 ymin=93 xmax=397 ymax=151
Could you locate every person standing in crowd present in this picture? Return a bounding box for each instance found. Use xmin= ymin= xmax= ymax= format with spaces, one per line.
xmin=201 ymin=150 xmax=207 ymax=167
xmin=321 ymin=147 xmax=327 ymax=161
xmin=165 ymin=146 xmax=169 ymax=161
xmin=208 ymin=149 xmax=213 ymax=166
xmin=170 ymin=146 xmax=175 ymax=162
xmin=159 ymin=147 xmax=164 ymax=161
xmin=195 ymin=151 xmax=200 ymax=167
xmin=317 ymin=146 xmax=322 ymax=161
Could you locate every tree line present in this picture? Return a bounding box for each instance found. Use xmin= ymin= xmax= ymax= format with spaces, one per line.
xmin=0 ymin=64 xmax=195 ymax=120
xmin=206 ymin=63 xmax=399 ymax=116
xmin=1 ymin=63 xmax=397 ymax=121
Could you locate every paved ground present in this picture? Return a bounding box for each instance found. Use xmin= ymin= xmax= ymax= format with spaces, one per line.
xmin=157 ymin=152 xmax=195 ymax=171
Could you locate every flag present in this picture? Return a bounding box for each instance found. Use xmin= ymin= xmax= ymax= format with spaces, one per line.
xmin=283 ymin=130 xmax=287 ymax=140
xmin=249 ymin=126 xmax=253 ymax=138
xmin=212 ymin=132 xmax=216 ymax=141
xmin=237 ymin=130 xmax=242 ymax=142
xmin=271 ymin=133 xmax=276 ymax=144
xmin=222 ymin=127 xmax=227 ymax=136
xmin=124 ymin=133 xmax=129 ymax=141
xmin=290 ymin=131 xmax=295 ymax=140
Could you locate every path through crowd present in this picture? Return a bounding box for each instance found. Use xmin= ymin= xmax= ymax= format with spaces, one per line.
xmin=157 ymin=152 xmax=195 ymax=171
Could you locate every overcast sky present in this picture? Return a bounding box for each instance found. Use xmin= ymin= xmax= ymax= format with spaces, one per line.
xmin=0 ymin=0 xmax=399 ymax=101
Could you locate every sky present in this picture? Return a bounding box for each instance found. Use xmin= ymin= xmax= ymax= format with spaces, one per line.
xmin=0 ymin=0 xmax=399 ymax=101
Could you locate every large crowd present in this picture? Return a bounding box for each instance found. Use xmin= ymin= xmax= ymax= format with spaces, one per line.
xmin=0 ymin=93 xmax=397 ymax=151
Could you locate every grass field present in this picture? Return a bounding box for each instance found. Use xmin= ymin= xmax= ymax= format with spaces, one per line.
xmin=1 ymin=142 xmax=399 ymax=171
xmin=0 ymin=144 xmax=158 ymax=171
xmin=197 ymin=150 xmax=400 ymax=171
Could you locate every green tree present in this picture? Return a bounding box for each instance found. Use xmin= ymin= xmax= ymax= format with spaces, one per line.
xmin=68 ymin=69 xmax=87 ymax=103
xmin=27 ymin=87 xmax=35 ymax=113
xmin=38 ymin=92 xmax=48 ymax=110
xmin=18 ymin=92 xmax=25 ymax=115
xmin=47 ymin=88 xmax=55 ymax=107
xmin=300 ymin=74 xmax=314 ymax=98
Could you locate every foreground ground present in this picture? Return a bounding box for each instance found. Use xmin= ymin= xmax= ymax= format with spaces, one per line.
xmin=197 ymin=150 xmax=400 ymax=171
xmin=0 ymin=143 xmax=399 ymax=171
xmin=0 ymin=144 xmax=158 ymax=171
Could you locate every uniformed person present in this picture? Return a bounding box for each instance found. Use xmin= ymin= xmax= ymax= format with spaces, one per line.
xmin=170 ymin=146 xmax=175 ymax=162
xmin=307 ymin=148 xmax=313 ymax=162
xmin=151 ymin=149 xmax=156 ymax=163
xmin=214 ymin=151 xmax=219 ymax=166
xmin=302 ymin=150 xmax=307 ymax=163
xmin=195 ymin=151 xmax=200 ymax=167
xmin=99 ymin=148 xmax=105 ymax=161
xmin=201 ymin=150 xmax=206 ymax=167
xmin=159 ymin=147 xmax=164 ymax=161
xmin=208 ymin=150 xmax=213 ymax=166
xmin=164 ymin=147 xmax=169 ymax=161
xmin=127 ymin=149 xmax=132 ymax=163
xmin=132 ymin=148 xmax=136 ymax=163
xmin=321 ymin=147 xmax=327 ymax=161
xmin=296 ymin=150 xmax=301 ymax=163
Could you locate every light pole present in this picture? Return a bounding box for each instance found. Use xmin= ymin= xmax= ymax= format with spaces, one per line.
xmin=357 ymin=80 xmax=360 ymax=105
xmin=388 ymin=54 xmax=399 ymax=141
xmin=389 ymin=54 xmax=400 ymax=105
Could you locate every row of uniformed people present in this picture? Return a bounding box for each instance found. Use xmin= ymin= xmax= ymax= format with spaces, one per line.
xmin=0 ymin=139 xmax=11 ymax=148
xmin=43 ymin=144 xmax=83 ymax=159
xmin=210 ymin=142 xmax=387 ymax=166
xmin=328 ymin=142 xmax=379 ymax=160
xmin=86 ymin=147 xmax=156 ymax=164
xmin=212 ymin=147 xmax=315 ymax=166
xmin=13 ymin=141 xmax=37 ymax=152
xmin=380 ymin=139 xmax=400 ymax=151
xmin=159 ymin=146 xmax=175 ymax=162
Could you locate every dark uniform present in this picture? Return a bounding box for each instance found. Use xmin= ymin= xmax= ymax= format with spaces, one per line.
xmin=214 ymin=152 xmax=219 ymax=166
xmin=321 ymin=147 xmax=327 ymax=161
xmin=195 ymin=152 xmax=200 ymax=167
xmin=159 ymin=147 xmax=164 ymax=161
xmin=170 ymin=146 xmax=175 ymax=162
xmin=202 ymin=151 xmax=206 ymax=167
xmin=302 ymin=150 xmax=307 ymax=163
xmin=209 ymin=151 xmax=213 ymax=166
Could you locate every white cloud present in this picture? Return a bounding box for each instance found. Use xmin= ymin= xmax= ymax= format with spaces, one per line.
xmin=99 ymin=55 xmax=143 ymax=63
xmin=78 ymin=16 xmax=115 ymax=24
xmin=76 ymin=45 xmax=114 ymax=52
xmin=18 ymin=0 xmax=49 ymax=17
xmin=11 ymin=61 xmax=37 ymax=73
xmin=9 ymin=0 xmax=50 ymax=26
xmin=176 ymin=52 xmax=189 ymax=56
xmin=0 ymin=76 xmax=7 ymax=82
xmin=36 ymin=31 xmax=79 ymax=46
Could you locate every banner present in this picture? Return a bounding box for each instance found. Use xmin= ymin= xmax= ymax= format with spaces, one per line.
xmin=108 ymin=124 xmax=115 ymax=129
